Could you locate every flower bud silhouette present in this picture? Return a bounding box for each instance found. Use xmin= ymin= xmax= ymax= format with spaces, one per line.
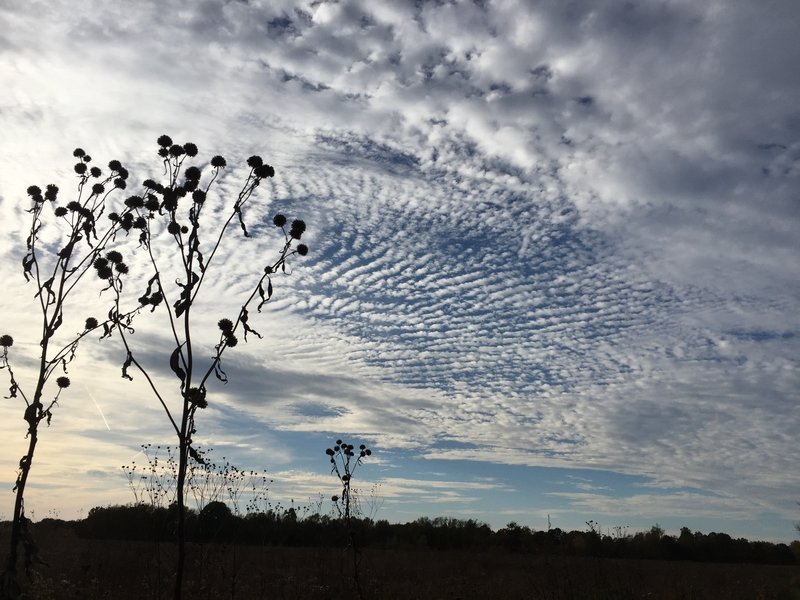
xmin=254 ymin=164 xmax=274 ymax=178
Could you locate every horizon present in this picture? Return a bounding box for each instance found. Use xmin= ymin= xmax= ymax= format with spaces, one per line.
xmin=0 ymin=1 xmax=798 ymax=546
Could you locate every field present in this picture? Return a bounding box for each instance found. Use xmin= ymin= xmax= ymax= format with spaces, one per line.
xmin=7 ymin=524 xmax=800 ymax=599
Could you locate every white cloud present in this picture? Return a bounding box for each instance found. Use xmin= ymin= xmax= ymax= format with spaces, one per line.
xmin=0 ymin=0 xmax=797 ymax=540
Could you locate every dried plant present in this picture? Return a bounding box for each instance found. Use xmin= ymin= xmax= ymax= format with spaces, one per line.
xmin=121 ymin=444 xmax=271 ymax=516
xmin=2 ymin=135 xmax=307 ymax=600
xmin=101 ymin=135 xmax=307 ymax=599
xmin=325 ymin=438 xmax=372 ymax=599
xmin=1 ymin=153 xmax=144 ymax=598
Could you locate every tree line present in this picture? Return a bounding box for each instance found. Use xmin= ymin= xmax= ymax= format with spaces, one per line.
xmin=35 ymin=506 xmax=799 ymax=566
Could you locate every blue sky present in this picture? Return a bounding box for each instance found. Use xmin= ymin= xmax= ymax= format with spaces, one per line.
xmin=0 ymin=0 xmax=798 ymax=543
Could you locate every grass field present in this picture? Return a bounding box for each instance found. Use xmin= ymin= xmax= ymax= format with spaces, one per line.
xmin=5 ymin=524 xmax=799 ymax=599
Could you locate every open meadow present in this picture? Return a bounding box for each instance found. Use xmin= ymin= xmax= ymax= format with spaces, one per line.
xmin=5 ymin=521 xmax=799 ymax=600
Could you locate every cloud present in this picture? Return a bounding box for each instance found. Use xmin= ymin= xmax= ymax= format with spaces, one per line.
xmin=0 ymin=0 xmax=797 ymax=539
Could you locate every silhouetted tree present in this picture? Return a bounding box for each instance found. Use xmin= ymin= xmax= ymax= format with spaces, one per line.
xmin=198 ymin=501 xmax=234 ymax=542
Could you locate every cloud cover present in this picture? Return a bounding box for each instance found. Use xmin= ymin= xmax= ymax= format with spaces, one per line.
xmin=0 ymin=0 xmax=798 ymax=539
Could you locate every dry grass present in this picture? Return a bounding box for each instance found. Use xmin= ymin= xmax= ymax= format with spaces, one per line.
xmin=9 ymin=525 xmax=800 ymax=599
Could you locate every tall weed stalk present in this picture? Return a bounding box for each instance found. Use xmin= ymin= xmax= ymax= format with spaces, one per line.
xmin=1 ymin=152 xmax=142 ymax=599
xmin=102 ymin=135 xmax=307 ymax=599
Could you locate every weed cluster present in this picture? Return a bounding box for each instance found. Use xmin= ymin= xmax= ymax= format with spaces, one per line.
xmin=1 ymin=136 xmax=307 ymax=600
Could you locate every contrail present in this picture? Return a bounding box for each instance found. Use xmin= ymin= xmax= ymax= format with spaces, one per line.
xmin=85 ymin=385 xmax=111 ymax=431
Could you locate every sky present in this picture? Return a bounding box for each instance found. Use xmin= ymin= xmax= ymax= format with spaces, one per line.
xmin=0 ymin=0 xmax=798 ymax=543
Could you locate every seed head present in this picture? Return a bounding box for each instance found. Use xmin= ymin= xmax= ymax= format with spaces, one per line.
xmin=90 ymin=167 xmax=102 ymax=178
xmin=247 ymin=155 xmax=263 ymax=168
xmin=183 ymin=142 xmax=198 ymax=157
xmin=169 ymin=144 xmax=185 ymax=157
xmin=85 ymin=317 xmax=99 ymax=330
xmin=254 ymin=164 xmax=275 ymax=178
xmin=74 ymin=163 xmax=87 ymax=175
xmin=54 ymin=207 xmax=68 ymax=217
xmin=289 ymin=219 xmax=306 ymax=240
xmin=167 ymin=221 xmax=181 ymax=235
xmin=56 ymin=376 xmax=70 ymax=389
xmin=211 ymin=155 xmax=227 ymax=168
xmin=92 ymin=183 xmax=105 ymax=195
xmin=145 ymin=195 xmax=160 ymax=212
xmin=96 ymin=266 xmax=113 ymax=280
xmin=45 ymin=185 xmax=59 ymax=201
xmin=184 ymin=166 xmax=201 ymax=181
xmin=186 ymin=387 xmax=207 ymax=409
xmin=226 ymin=334 xmax=238 ymax=348
xmin=106 ymin=251 xmax=123 ymax=263
xmin=273 ymin=214 xmax=287 ymax=227
xmin=218 ymin=319 xmax=234 ymax=333
xmin=296 ymin=244 xmax=308 ymax=256
xmin=124 ymin=195 xmax=145 ymax=209
xmin=27 ymin=186 xmax=42 ymax=197
xmin=157 ymin=134 xmax=173 ymax=147
xmin=0 ymin=334 xmax=13 ymax=347
xmin=108 ymin=159 xmax=122 ymax=171
xmin=73 ymin=148 xmax=86 ymax=158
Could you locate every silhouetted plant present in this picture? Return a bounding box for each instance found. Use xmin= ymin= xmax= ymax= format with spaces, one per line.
xmin=1 ymin=154 xmax=143 ymax=598
xmin=101 ymin=136 xmax=305 ymax=599
xmin=357 ymin=482 xmax=384 ymax=521
xmin=325 ymin=438 xmax=372 ymax=599
xmin=121 ymin=444 xmax=271 ymax=516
